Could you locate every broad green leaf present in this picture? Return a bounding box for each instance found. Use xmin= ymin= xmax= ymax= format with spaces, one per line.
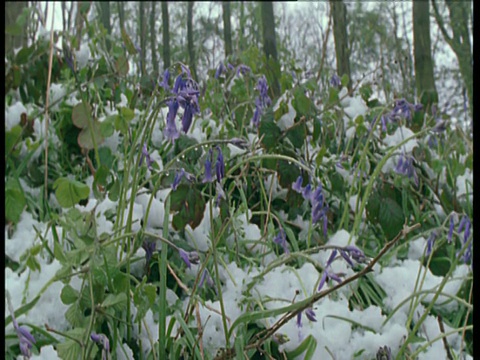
xmin=65 ymin=304 xmax=85 ymax=327
xmin=259 ymin=117 xmax=281 ymax=150
xmin=61 ymin=285 xmax=80 ymax=305
xmin=72 ymin=102 xmax=92 ymax=129
xmin=170 ymin=184 xmax=206 ymax=231
xmin=293 ymin=86 xmax=313 ymax=115
xmin=277 ymin=160 xmax=300 ymax=189
xmin=56 ymin=328 xmax=92 ymax=360
xmin=77 ymin=120 xmax=104 ymax=150
xmin=5 ymin=125 xmax=23 ymax=155
xmin=102 ymin=293 xmax=127 ymax=310
xmin=53 ymin=177 xmax=90 ymax=208
xmin=5 ymin=180 xmax=26 ymax=223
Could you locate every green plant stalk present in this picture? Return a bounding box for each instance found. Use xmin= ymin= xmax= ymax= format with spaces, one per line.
xmin=350 ymin=127 xmax=430 ymax=240
xmin=396 ymin=237 xmax=472 ymax=358
xmin=209 ymin=184 xmax=230 ymax=347
xmin=409 ymin=325 xmax=473 ymax=359
xmin=159 ymin=195 xmax=171 ymax=358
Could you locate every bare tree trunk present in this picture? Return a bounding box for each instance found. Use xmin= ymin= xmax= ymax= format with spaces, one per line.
xmin=187 ymin=2 xmax=197 ymax=79
xmin=260 ymin=1 xmax=281 ymax=97
xmin=330 ymin=0 xmax=352 ymax=92
xmin=431 ymin=0 xmax=472 ymax=117
xmin=75 ymin=2 xmax=89 ymax=50
xmin=162 ymin=1 xmax=171 ymax=69
xmin=413 ymin=1 xmax=438 ymax=112
xmin=98 ymin=2 xmax=111 ymax=51
xmin=222 ymin=2 xmax=232 ymax=58
xmin=5 ymin=1 xmax=28 ymax=56
xmin=150 ymin=1 xmax=159 ymax=77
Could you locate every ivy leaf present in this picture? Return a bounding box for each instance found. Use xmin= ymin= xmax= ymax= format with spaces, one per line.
xmin=53 ymin=177 xmax=90 ymax=208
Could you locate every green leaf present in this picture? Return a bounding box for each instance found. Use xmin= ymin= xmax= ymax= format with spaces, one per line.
xmin=99 ymin=115 xmax=115 ymax=138
xmin=286 ymin=335 xmax=317 ymax=359
xmin=341 ymin=74 xmax=350 ymax=87
xmin=56 ymin=328 xmax=91 ymax=360
xmin=5 ymin=125 xmax=23 ymax=155
xmin=77 ymin=120 xmax=104 ymax=150
xmin=285 ymin=123 xmax=306 ymax=148
xmin=293 ymin=86 xmax=313 ymax=115
xmin=61 ymin=285 xmax=80 ymax=305
xmin=65 ymin=305 xmax=84 ymax=328
xmin=259 ymin=117 xmax=281 ymax=150
xmin=53 ymin=177 xmax=90 ymax=208
xmin=102 ymin=293 xmax=127 ymax=310
xmin=5 ymin=179 xmax=26 ymax=223
xmin=72 ymin=102 xmax=92 ymax=129
xmin=120 ymin=107 xmax=135 ymax=122
xmin=170 ymin=185 xmax=206 ymax=231
xmin=277 ymin=160 xmax=300 ymax=189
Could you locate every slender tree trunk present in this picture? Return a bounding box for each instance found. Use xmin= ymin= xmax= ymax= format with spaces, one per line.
xmin=431 ymin=0 xmax=472 ymax=117
xmin=222 ymin=2 xmax=232 ymax=58
xmin=117 ymin=1 xmax=125 ymax=30
xmin=150 ymin=1 xmax=159 ymax=77
xmin=139 ymin=1 xmax=146 ymax=77
xmin=75 ymin=2 xmax=90 ymax=50
xmin=98 ymin=2 xmax=111 ymax=51
xmin=413 ymin=1 xmax=438 ymax=112
xmin=330 ymin=0 xmax=352 ymax=92
xmin=5 ymin=1 xmax=28 ymax=56
xmin=187 ymin=2 xmax=197 ymax=79
xmin=162 ymin=1 xmax=171 ymax=69
xmin=239 ymin=1 xmax=245 ymax=51
xmin=260 ymin=1 xmax=281 ymax=97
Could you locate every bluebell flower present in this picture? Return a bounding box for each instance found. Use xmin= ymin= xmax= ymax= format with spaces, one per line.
xmin=292 ymin=175 xmax=304 ymax=193
xmin=394 ymin=153 xmax=418 ymax=186
xmin=7 ymin=292 xmax=36 ymax=359
xmin=457 ymin=216 xmax=472 ymax=264
xmin=91 ymin=332 xmax=110 ymax=360
xmin=273 ymin=228 xmax=289 ymax=254
xmin=380 ymin=115 xmax=388 ymax=132
xmin=159 ymin=69 xmax=170 ymax=91
xmin=178 ymin=248 xmax=200 ymax=269
xmin=227 ymin=63 xmax=235 ymax=71
xmin=318 ymin=250 xmax=342 ymax=291
xmin=142 ymin=241 xmax=156 ymax=264
xmin=251 ymin=107 xmax=261 ymax=128
xmin=236 ymin=64 xmax=251 ymax=76
xmin=203 ymin=149 xmax=214 ymax=183
xmin=330 ymin=74 xmax=341 ymax=87
xmin=426 ymin=231 xmax=438 ymax=256
xmin=251 ymin=76 xmax=271 ymax=127
xmin=164 ymin=99 xmax=180 ymax=142
xmin=215 ymin=146 xmax=225 ymax=182
xmin=343 ymin=245 xmax=366 ymax=263
xmin=390 ymin=99 xmax=423 ymax=122
xmin=181 ymin=104 xmax=194 ymax=133
xmin=305 ymin=308 xmax=317 ymax=322
xmin=172 ymin=168 xmax=185 ymax=190
xmin=199 ymin=268 xmax=215 ymax=288
xmin=140 ymin=143 xmax=154 ymax=169
xmin=215 ymin=62 xmax=226 ymax=79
